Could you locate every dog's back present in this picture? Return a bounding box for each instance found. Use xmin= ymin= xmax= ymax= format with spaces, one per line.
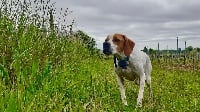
xmin=129 ymin=49 xmax=152 ymax=76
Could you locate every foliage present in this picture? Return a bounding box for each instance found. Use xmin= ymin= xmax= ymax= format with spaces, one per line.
xmin=149 ymin=48 xmax=156 ymax=54
xmin=74 ymin=30 xmax=97 ymax=51
xmin=0 ymin=0 xmax=199 ymax=111
xmin=142 ymin=46 xmax=148 ymax=53
xmin=185 ymin=46 xmax=193 ymax=52
xmin=197 ymin=47 xmax=200 ymax=52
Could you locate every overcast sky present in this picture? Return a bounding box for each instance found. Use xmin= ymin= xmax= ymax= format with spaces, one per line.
xmin=52 ymin=0 xmax=200 ymax=50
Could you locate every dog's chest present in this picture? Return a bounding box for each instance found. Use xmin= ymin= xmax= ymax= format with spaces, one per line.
xmin=115 ymin=63 xmax=139 ymax=81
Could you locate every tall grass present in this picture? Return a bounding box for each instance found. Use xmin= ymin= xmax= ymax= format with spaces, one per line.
xmin=0 ymin=0 xmax=200 ymax=111
xmin=0 ymin=0 xmax=103 ymax=111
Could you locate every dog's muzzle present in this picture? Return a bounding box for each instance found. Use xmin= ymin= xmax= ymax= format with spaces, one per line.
xmin=103 ymin=41 xmax=112 ymax=55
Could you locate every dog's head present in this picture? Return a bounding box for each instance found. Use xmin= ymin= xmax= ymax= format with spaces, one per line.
xmin=104 ymin=33 xmax=135 ymax=56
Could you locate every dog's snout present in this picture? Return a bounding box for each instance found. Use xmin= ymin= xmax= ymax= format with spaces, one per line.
xmin=103 ymin=41 xmax=112 ymax=55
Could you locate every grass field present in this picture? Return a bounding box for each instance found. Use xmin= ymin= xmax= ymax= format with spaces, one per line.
xmin=0 ymin=0 xmax=200 ymax=111
xmin=1 ymin=52 xmax=200 ymax=111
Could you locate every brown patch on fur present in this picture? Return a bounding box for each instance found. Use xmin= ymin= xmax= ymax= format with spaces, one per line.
xmin=113 ymin=34 xmax=125 ymax=52
xmin=123 ymin=35 xmax=135 ymax=56
xmin=112 ymin=33 xmax=135 ymax=56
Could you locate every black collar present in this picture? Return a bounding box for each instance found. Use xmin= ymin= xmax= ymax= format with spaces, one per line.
xmin=114 ymin=55 xmax=129 ymax=69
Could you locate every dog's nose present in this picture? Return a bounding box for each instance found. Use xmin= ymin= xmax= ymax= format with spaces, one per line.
xmin=103 ymin=41 xmax=112 ymax=55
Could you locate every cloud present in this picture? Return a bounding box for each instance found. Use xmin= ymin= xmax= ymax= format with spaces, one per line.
xmin=52 ymin=0 xmax=200 ymax=50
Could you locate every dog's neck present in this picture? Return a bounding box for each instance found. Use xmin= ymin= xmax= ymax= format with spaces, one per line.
xmin=114 ymin=53 xmax=130 ymax=69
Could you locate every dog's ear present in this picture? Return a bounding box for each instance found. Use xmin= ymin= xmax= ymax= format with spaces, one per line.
xmin=123 ymin=35 xmax=135 ymax=56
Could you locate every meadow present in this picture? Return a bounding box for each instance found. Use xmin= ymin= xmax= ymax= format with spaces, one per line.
xmin=0 ymin=0 xmax=200 ymax=111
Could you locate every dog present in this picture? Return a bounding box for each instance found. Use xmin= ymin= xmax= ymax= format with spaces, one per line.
xmin=103 ymin=33 xmax=152 ymax=107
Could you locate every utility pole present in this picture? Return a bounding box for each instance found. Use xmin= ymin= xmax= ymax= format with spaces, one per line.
xmin=165 ymin=45 xmax=168 ymax=63
xmin=158 ymin=42 xmax=160 ymax=62
xmin=176 ymin=36 xmax=179 ymax=59
xmin=185 ymin=41 xmax=187 ymax=50
xmin=184 ymin=41 xmax=187 ymax=64
xmin=177 ymin=37 xmax=179 ymax=53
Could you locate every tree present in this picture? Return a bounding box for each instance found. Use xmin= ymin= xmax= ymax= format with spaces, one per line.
xmin=149 ymin=48 xmax=156 ymax=55
xmin=185 ymin=46 xmax=193 ymax=52
xmin=197 ymin=47 xmax=200 ymax=52
xmin=142 ymin=46 xmax=148 ymax=53
xmin=74 ymin=30 xmax=96 ymax=51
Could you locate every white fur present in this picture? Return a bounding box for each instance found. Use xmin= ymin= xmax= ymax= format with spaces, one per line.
xmin=108 ymin=35 xmax=152 ymax=107
xmin=108 ymin=34 xmax=118 ymax=54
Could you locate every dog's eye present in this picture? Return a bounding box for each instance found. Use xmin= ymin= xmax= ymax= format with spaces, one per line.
xmin=113 ymin=39 xmax=120 ymax=42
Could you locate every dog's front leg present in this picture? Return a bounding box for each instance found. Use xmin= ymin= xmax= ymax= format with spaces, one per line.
xmin=137 ymin=73 xmax=145 ymax=107
xmin=117 ymin=76 xmax=128 ymax=105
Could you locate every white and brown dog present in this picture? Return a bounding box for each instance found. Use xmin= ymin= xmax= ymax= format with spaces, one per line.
xmin=104 ymin=33 xmax=152 ymax=107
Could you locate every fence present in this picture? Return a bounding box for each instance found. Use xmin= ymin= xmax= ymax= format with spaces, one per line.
xmin=149 ymin=51 xmax=200 ymax=71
